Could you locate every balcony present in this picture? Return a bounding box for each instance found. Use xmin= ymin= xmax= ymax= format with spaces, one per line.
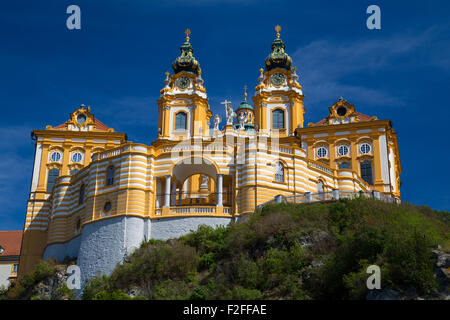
xmin=154 ymin=192 xmax=232 ymax=217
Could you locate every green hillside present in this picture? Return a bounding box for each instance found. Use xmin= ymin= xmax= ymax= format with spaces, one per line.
xmin=83 ymin=198 xmax=449 ymax=300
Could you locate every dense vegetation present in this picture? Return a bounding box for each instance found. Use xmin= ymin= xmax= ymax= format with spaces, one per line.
xmin=80 ymin=198 xmax=449 ymax=300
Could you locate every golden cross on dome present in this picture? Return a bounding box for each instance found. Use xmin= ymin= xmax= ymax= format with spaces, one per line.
xmin=243 ymin=85 xmax=248 ymax=101
xmin=275 ymin=25 xmax=281 ymax=38
xmin=185 ymin=28 xmax=191 ymax=42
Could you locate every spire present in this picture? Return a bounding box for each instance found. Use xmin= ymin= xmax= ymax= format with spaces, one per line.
xmin=275 ymin=25 xmax=281 ymax=39
xmin=172 ymin=29 xmax=201 ymax=75
xmin=264 ymin=25 xmax=293 ymax=72
xmin=185 ymin=28 xmax=191 ymax=42
xmin=243 ymin=85 xmax=248 ymax=101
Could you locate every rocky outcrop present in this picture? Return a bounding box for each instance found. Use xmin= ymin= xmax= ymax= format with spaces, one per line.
xmin=27 ymin=265 xmax=73 ymax=300
xmin=366 ymin=247 xmax=449 ymax=300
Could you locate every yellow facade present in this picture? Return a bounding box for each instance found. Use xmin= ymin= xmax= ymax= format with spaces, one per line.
xmin=18 ymin=27 xmax=401 ymax=279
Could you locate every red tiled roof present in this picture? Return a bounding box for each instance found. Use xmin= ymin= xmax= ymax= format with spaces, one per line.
xmin=313 ymin=112 xmax=373 ymax=126
xmin=0 ymin=231 xmax=23 ymax=257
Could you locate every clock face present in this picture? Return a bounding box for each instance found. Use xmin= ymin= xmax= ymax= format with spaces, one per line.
xmin=176 ymin=76 xmax=190 ymax=89
xmin=271 ymin=73 xmax=286 ymax=86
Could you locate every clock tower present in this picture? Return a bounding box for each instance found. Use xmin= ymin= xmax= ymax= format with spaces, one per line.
xmin=157 ymin=29 xmax=212 ymax=141
xmin=253 ymin=26 xmax=305 ymax=137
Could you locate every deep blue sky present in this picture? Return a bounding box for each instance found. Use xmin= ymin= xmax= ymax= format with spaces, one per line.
xmin=0 ymin=0 xmax=449 ymax=230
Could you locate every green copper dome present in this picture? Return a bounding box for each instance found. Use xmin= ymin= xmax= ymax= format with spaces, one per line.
xmin=172 ymin=29 xmax=201 ymax=75
xmin=237 ymin=100 xmax=253 ymax=111
xmin=236 ymin=85 xmax=253 ymax=111
xmin=265 ymin=26 xmax=293 ymax=72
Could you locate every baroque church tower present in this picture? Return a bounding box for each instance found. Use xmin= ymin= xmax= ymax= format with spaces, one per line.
xmin=253 ymin=26 xmax=304 ymax=137
xmin=157 ymin=29 xmax=212 ymax=140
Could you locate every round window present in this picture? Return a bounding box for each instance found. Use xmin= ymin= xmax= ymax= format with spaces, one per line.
xmin=338 ymin=145 xmax=349 ymax=156
xmin=72 ymin=152 xmax=82 ymax=163
xmin=104 ymin=201 xmax=112 ymax=213
xmin=51 ymin=151 xmax=61 ymax=162
xmin=337 ymin=107 xmax=347 ymax=116
xmin=77 ymin=114 xmax=87 ymax=125
xmin=317 ymin=147 xmax=327 ymax=158
xmin=360 ymin=143 xmax=371 ymax=154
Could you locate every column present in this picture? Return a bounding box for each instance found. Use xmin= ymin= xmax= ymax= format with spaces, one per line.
xmin=178 ymin=186 xmax=182 ymax=206
xmin=164 ymin=175 xmax=171 ymax=207
xmin=171 ymin=181 xmax=177 ymax=206
xmin=216 ymin=174 xmax=223 ymax=206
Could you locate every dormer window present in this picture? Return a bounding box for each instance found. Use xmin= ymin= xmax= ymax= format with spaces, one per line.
xmin=77 ymin=113 xmax=86 ymax=125
xmin=337 ymin=106 xmax=347 ymax=116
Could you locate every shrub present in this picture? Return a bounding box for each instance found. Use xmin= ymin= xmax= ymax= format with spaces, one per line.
xmin=7 ymin=259 xmax=57 ymax=300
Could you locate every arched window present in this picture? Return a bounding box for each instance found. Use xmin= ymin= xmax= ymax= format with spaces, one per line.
xmin=79 ymin=184 xmax=85 ymax=205
xmin=47 ymin=168 xmax=60 ymax=192
xmin=275 ymin=161 xmax=284 ymax=183
xmin=318 ymin=179 xmax=324 ymax=200
xmin=106 ymin=165 xmax=114 ymax=186
xmin=175 ymin=112 xmax=187 ymax=130
xmin=338 ymin=162 xmax=351 ymax=169
xmin=76 ymin=218 xmax=81 ymax=233
xmin=318 ymin=180 xmax=324 ymax=193
xmin=360 ymin=160 xmax=373 ymax=185
xmin=272 ymin=109 xmax=285 ymax=129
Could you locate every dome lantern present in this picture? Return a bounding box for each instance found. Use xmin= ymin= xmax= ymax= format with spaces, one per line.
xmin=264 ymin=25 xmax=293 ymax=72
xmin=172 ymin=29 xmax=201 ymax=75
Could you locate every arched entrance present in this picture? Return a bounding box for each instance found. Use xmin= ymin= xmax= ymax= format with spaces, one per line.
xmin=155 ymin=157 xmax=232 ymax=211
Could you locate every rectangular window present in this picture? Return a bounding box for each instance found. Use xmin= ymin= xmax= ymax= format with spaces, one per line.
xmin=360 ymin=161 xmax=373 ymax=185
xmin=272 ymin=109 xmax=285 ymax=129
xmin=47 ymin=168 xmax=60 ymax=192
xmin=175 ymin=112 xmax=187 ymax=130
xmin=13 ymin=264 xmax=18 ymax=273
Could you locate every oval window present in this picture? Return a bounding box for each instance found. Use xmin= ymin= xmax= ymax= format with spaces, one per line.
xmin=338 ymin=145 xmax=349 ymax=156
xmin=317 ymin=147 xmax=327 ymax=158
xmin=51 ymin=152 xmax=61 ymax=162
xmin=72 ymin=152 xmax=82 ymax=163
xmin=360 ymin=143 xmax=371 ymax=154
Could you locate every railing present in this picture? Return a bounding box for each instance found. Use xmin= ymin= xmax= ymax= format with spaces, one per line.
xmin=259 ymin=190 xmax=398 ymax=208
xmin=154 ymin=205 xmax=232 ymax=216
xmin=307 ymin=159 xmax=334 ymax=175
xmin=155 ymin=192 xmax=232 ymax=207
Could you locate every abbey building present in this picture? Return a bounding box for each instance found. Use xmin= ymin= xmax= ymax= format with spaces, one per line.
xmin=18 ymin=27 xmax=401 ymax=284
